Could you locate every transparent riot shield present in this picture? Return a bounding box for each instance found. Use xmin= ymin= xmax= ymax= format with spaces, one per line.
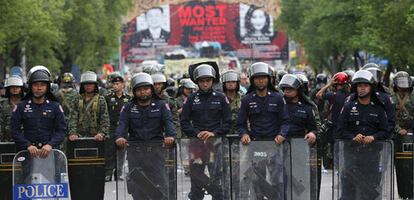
xmin=394 ymin=134 xmax=413 ymax=199
xmin=177 ymin=137 xmax=230 ymax=200
xmin=0 ymin=142 xmax=17 ymax=200
xmin=231 ymin=139 xmax=290 ymax=200
xmin=333 ymin=140 xmax=394 ymax=200
xmin=12 ymin=149 xmax=70 ymax=200
xmin=117 ymin=140 xmax=176 ymax=200
xmin=289 ymin=138 xmax=318 ymax=200
xmin=66 ymin=137 xmax=105 ymax=200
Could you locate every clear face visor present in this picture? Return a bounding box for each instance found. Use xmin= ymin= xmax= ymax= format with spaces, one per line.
xmin=222 ymin=72 xmax=239 ymax=82
xmin=132 ymin=74 xmax=153 ymax=88
xmin=395 ymin=77 xmax=411 ymax=88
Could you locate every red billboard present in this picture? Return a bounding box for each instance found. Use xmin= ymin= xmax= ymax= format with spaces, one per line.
xmin=122 ymin=1 xmax=288 ymax=63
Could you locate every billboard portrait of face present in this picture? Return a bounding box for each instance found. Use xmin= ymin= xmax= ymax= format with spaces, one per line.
xmin=135 ymin=5 xmax=171 ymax=46
xmin=239 ymin=4 xmax=275 ymax=44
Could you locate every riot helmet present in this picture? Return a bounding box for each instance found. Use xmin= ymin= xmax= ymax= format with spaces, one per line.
xmin=61 ymin=73 xmax=75 ymax=83
xmin=193 ymin=64 xmax=216 ymax=82
xmin=79 ymin=71 xmax=99 ymax=94
xmin=352 ymin=70 xmax=375 ymax=86
xmin=362 ymin=63 xmax=382 ymax=83
xmin=316 ymin=74 xmax=327 ymax=84
xmin=179 ymin=78 xmax=197 ymax=89
xmin=393 ymin=71 xmax=412 ymax=91
xmin=249 ymin=62 xmax=271 ymax=78
xmin=27 ymin=65 xmax=51 ymax=84
xmin=277 ymin=70 xmax=288 ymax=82
xmin=4 ymin=75 xmax=24 ymax=98
xmin=279 ymin=74 xmax=302 ymax=90
xmin=343 ymin=69 xmax=355 ymax=83
xmin=222 ymin=70 xmax=240 ymax=92
xmin=131 ymin=73 xmax=154 ymax=91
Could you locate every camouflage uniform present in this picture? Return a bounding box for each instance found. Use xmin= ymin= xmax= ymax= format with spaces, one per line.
xmin=174 ymin=95 xmax=186 ymax=138
xmin=227 ymin=93 xmax=242 ymax=135
xmin=0 ymin=98 xmax=16 ymax=141
xmin=54 ymin=88 xmax=79 ymax=135
xmin=75 ymin=94 xmax=109 ymax=137
xmin=392 ymin=92 xmax=414 ymax=133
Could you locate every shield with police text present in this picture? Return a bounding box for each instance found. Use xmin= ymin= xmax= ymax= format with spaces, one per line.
xmin=289 ymin=138 xmax=319 ymax=200
xmin=66 ymin=138 xmax=105 ymax=200
xmin=333 ymin=140 xmax=394 ymax=200
xmin=13 ymin=149 xmax=70 ymax=200
xmin=117 ymin=140 xmax=176 ymax=200
xmin=231 ymin=139 xmax=290 ymax=200
xmin=1 ymin=142 xmax=17 ymax=200
xmin=177 ymin=137 xmax=231 ymax=200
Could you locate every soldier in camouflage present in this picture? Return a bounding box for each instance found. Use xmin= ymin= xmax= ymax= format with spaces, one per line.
xmin=175 ymin=78 xmax=197 ymax=138
xmin=68 ymin=71 xmax=109 ymax=142
xmin=104 ymin=72 xmax=130 ymax=181
xmin=391 ymin=71 xmax=414 ymax=198
xmin=0 ymin=75 xmax=24 ymax=141
xmin=54 ymin=72 xmax=79 ymax=136
xmin=221 ymin=70 xmax=243 ymax=136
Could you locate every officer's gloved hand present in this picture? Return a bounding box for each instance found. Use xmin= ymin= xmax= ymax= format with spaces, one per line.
xmin=275 ymin=135 xmax=285 ymax=145
xmin=241 ymin=134 xmax=251 ymax=145
xmin=115 ymin=137 xmax=128 ymax=149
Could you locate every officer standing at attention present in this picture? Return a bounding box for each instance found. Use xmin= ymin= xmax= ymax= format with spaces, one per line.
xmin=180 ymin=63 xmax=232 ymax=200
xmin=115 ymin=72 xmax=175 ymax=199
xmin=11 ymin=66 xmax=67 ymax=157
xmin=68 ymin=71 xmax=109 ymax=141
xmin=237 ymin=62 xmax=289 ymax=145
xmin=0 ymin=75 xmax=24 ymax=141
xmin=336 ymin=70 xmax=389 ymax=200
xmin=104 ymin=72 xmax=130 ymax=181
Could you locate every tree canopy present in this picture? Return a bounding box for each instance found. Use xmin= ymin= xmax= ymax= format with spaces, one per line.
xmin=0 ymin=0 xmax=134 ymax=75
xmin=279 ymin=0 xmax=414 ymax=74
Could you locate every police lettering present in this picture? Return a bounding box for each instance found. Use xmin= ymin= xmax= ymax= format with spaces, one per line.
xmin=16 ymin=184 xmax=66 ymax=199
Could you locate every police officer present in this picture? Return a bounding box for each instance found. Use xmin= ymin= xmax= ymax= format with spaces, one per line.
xmin=336 ymin=70 xmax=390 ymax=200
xmin=175 ymin=78 xmax=197 ymax=138
xmin=238 ymin=62 xmax=289 ymax=144
xmin=104 ymin=72 xmax=130 ymax=181
xmin=115 ymin=72 xmax=175 ymax=199
xmin=54 ymin=72 xmax=79 ymax=136
xmin=316 ymin=72 xmax=350 ymax=169
xmin=180 ymin=63 xmax=232 ymax=200
xmin=279 ymin=74 xmax=317 ymax=143
xmin=310 ymin=73 xmax=328 ymax=121
xmin=0 ymin=75 xmax=24 ymax=141
xmin=222 ymin=70 xmax=243 ymax=136
xmin=69 ymin=71 xmax=109 ymax=141
xmin=236 ymin=62 xmax=289 ymax=199
xmin=11 ymin=66 xmax=67 ymax=157
xmin=391 ymin=71 xmax=414 ymax=199
xmin=151 ymin=73 xmax=176 ymax=110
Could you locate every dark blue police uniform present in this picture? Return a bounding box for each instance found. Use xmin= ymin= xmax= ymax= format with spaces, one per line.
xmin=11 ymin=99 xmax=67 ymax=150
xmin=286 ymin=101 xmax=317 ymax=138
xmin=237 ymin=91 xmax=289 ymax=138
xmin=180 ymin=91 xmax=232 ymax=137
xmin=115 ymin=99 xmax=176 ymax=199
xmin=336 ymin=99 xmax=389 ymax=200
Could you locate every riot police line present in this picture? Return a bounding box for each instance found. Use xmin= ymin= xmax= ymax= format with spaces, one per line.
xmin=0 ymin=62 xmax=413 ymax=200
xmin=1 ymin=136 xmax=400 ymax=200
